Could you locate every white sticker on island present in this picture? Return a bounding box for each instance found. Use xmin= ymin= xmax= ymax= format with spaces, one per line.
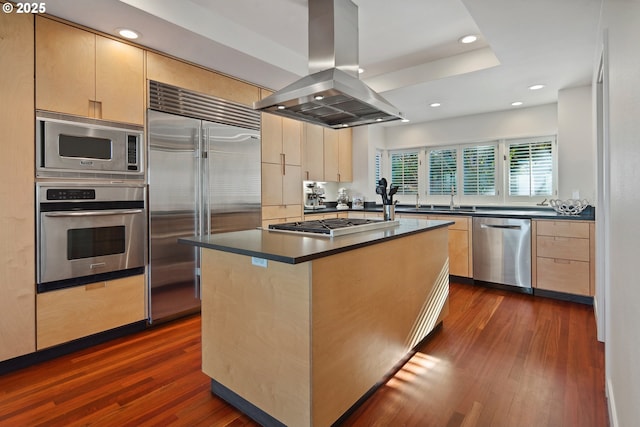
xmin=251 ymin=257 xmax=268 ymax=268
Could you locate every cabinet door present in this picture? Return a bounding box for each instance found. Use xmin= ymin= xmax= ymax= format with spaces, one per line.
xmin=537 ymin=258 xmax=590 ymax=295
xmin=36 ymin=275 xmax=145 ymax=350
xmin=95 ymin=36 xmax=144 ymax=124
xmin=0 ymin=11 xmax=36 ymax=362
xmin=283 ymin=165 xmax=302 ymax=205
xmin=262 ymin=162 xmax=284 ymax=206
xmin=338 ymin=128 xmax=353 ymax=182
xmin=36 ymin=17 xmax=95 ymax=117
xmin=282 ymin=118 xmax=302 ymax=166
xmin=448 ymin=229 xmax=469 ymax=277
xmin=261 ymin=114 xmax=283 ymax=164
xmin=302 ymin=123 xmax=324 ymax=181
xmin=323 ymin=128 xmax=340 ymax=181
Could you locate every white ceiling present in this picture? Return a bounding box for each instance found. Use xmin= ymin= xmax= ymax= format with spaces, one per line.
xmin=44 ymin=0 xmax=603 ymax=126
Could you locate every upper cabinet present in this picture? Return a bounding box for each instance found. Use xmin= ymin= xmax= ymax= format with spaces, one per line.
xmin=302 ymin=125 xmax=353 ymax=182
xmin=35 ymin=17 xmax=144 ymax=125
xmin=146 ymin=51 xmax=260 ymax=106
xmin=261 ymin=114 xmax=302 ymax=208
xmin=302 ymin=123 xmax=324 ymax=181
xmin=262 ymin=114 xmax=302 ymax=166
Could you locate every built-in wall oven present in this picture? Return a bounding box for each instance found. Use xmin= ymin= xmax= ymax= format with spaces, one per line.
xmin=36 ymin=182 xmax=146 ymax=293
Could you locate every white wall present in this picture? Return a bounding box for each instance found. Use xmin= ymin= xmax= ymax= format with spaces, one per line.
xmin=350 ymin=100 xmax=596 ymax=207
xmin=384 ymin=103 xmax=558 ymax=149
xmin=599 ymin=1 xmax=640 ymax=426
xmin=558 ymin=85 xmax=596 ymax=201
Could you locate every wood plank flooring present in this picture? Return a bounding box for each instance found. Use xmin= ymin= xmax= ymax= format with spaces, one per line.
xmin=0 ymin=283 xmax=608 ymax=427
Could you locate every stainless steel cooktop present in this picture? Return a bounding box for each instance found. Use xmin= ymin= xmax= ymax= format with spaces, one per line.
xmin=268 ymin=218 xmax=399 ymax=237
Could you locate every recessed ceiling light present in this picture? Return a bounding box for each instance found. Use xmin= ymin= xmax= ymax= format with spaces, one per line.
xmin=528 ymin=84 xmax=545 ymax=91
xmin=376 ymin=118 xmax=383 ymax=122
xmin=459 ymin=35 xmax=478 ymax=44
xmin=401 ymin=118 xmax=410 ymax=123
xmin=511 ymin=101 xmax=523 ymax=106
xmin=314 ymin=95 xmax=324 ymax=101
xmin=429 ymin=102 xmax=441 ymax=108
xmin=118 ymin=28 xmax=140 ymax=40
xmin=276 ymin=105 xmax=286 ymax=110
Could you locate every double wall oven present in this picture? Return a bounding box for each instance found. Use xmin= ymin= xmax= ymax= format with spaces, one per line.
xmin=35 ymin=112 xmax=147 ymax=293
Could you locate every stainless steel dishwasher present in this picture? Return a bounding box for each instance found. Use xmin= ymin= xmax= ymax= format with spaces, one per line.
xmin=472 ymin=217 xmax=532 ymax=289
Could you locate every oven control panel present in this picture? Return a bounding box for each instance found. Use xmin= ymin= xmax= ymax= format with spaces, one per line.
xmin=46 ymin=189 xmax=96 ymax=201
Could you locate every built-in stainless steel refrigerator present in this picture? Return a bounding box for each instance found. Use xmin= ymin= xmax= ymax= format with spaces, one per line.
xmin=147 ymin=87 xmax=261 ymax=323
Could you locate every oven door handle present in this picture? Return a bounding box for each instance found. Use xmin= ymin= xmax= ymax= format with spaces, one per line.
xmin=44 ymin=209 xmax=144 ymax=217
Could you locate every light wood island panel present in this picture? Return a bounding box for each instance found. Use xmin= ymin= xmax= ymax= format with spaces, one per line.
xmin=199 ymin=226 xmax=449 ymax=426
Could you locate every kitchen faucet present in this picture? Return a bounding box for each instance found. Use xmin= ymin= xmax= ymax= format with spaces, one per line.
xmin=450 ymin=186 xmax=456 ymax=209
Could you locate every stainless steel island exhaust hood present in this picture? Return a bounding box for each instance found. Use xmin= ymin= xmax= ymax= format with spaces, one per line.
xmin=253 ymin=0 xmax=404 ymax=129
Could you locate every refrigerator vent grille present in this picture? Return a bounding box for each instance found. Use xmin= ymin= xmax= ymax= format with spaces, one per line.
xmin=149 ymin=81 xmax=261 ymax=131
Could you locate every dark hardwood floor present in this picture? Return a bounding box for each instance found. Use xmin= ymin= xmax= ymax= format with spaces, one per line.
xmin=0 ymin=283 xmax=608 ymax=427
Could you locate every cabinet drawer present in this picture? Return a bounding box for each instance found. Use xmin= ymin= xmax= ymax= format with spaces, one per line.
xmin=427 ymin=215 xmax=469 ymax=231
xmin=536 ymin=257 xmax=590 ymax=296
xmin=36 ymin=275 xmax=145 ymax=349
xmin=304 ymin=213 xmax=338 ymax=220
xmin=536 ymin=236 xmax=589 ymax=261
xmin=262 ymin=204 xmax=302 ymax=220
xmin=536 ymin=220 xmax=590 ymax=238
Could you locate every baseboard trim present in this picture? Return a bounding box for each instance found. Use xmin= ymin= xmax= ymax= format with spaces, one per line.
xmin=0 ymin=320 xmax=147 ymax=376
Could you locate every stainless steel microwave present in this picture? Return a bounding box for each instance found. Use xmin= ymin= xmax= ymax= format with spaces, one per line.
xmin=36 ymin=111 xmax=144 ymax=179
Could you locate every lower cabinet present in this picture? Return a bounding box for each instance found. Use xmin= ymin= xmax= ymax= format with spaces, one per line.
xmin=303 ymin=212 xmax=348 ymax=220
xmin=36 ymin=275 xmax=145 ymax=350
xmin=396 ymin=213 xmax=472 ymax=278
xmin=533 ymin=220 xmax=595 ymax=296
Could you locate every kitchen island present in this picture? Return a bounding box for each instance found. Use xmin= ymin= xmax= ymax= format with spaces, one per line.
xmin=180 ymin=218 xmax=452 ymax=427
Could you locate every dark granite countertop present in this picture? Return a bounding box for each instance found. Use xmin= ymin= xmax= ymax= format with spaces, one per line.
xmin=304 ymin=204 xmax=595 ymax=221
xmin=179 ymin=218 xmax=452 ymax=264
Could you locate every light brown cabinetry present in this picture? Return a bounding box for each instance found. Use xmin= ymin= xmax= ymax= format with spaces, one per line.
xmin=35 ymin=17 xmax=144 ymax=125
xmin=303 ymin=212 xmax=348 ymax=220
xmin=146 ymin=51 xmax=260 ymax=106
xmin=323 ymin=128 xmax=353 ymax=182
xmin=36 ymin=275 xmax=145 ymax=350
xmin=302 ymin=123 xmax=325 ymax=181
xmin=396 ymin=214 xmax=472 ymax=278
xmin=0 ymin=10 xmax=36 ymax=362
xmin=261 ymin=114 xmax=303 ymax=227
xmin=301 ymin=124 xmax=353 ymax=182
xmin=533 ymin=220 xmax=595 ymax=296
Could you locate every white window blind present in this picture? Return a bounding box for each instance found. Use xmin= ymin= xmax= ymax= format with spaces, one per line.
xmin=508 ymin=139 xmax=554 ymax=196
xmin=390 ymin=151 xmax=419 ymax=195
xmin=374 ymin=150 xmax=382 ymax=184
xmin=463 ymin=145 xmax=496 ymax=196
xmin=428 ymin=148 xmax=457 ymax=195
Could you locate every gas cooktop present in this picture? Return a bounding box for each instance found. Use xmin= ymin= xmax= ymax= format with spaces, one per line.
xmin=268 ymin=218 xmax=399 ymax=237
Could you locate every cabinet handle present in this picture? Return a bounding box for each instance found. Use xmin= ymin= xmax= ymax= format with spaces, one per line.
xmin=338 ymin=173 xmax=341 ymax=182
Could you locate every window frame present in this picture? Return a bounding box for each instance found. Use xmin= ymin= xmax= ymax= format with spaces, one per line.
xmin=389 ymin=149 xmax=420 ymax=196
xmin=504 ymin=135 xmax=558 ymax=203
xmin=384 ymin=135 xmax=556 ymax=206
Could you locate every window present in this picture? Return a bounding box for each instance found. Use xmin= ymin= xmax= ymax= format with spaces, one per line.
xmin=374 ymin=150 xmax=382 ymax=184
xmin=428 ymin=148 xmax=457 ymax=195
xmin=508 ymin=138 xmax=554 ymax=197
xmin=463 ymin=144 xmax=496 ymax=196
xmin=390 ymin=151 xmax=419 ymax=195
